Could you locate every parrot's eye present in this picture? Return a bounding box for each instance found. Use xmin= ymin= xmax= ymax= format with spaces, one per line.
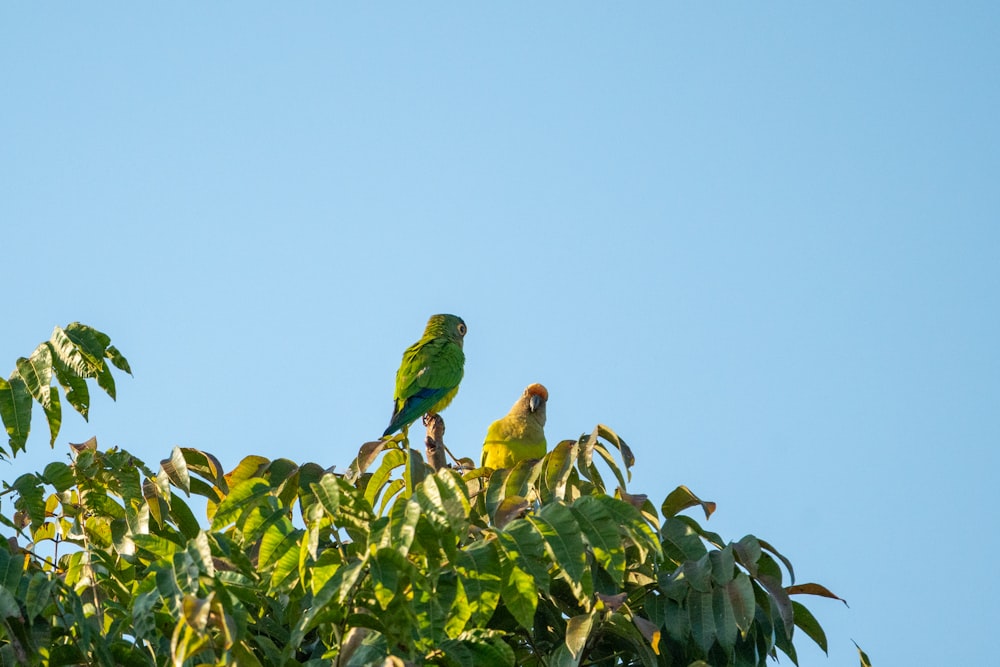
xmin=457 ymin=323 xmax=467 ymax=336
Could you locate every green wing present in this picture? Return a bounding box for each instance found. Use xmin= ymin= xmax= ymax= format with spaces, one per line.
xmin=383 ymin=338 xmax=464 ymax=437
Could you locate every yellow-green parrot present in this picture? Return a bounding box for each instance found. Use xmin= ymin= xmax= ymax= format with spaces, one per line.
xmin=383 ymin=314 xmax=467 ymax=438
xmin=481 ymin=383 xmax=548 ymax=469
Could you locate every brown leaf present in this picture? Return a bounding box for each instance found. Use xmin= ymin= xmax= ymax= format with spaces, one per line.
xmin=787 ymin=582 xmax=849 ymax=607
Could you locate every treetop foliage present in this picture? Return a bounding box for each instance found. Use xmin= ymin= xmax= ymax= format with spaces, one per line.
xmin=0 ymin=324 xmax=868 ymax=667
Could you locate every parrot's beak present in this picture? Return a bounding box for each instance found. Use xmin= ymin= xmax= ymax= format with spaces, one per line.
xmin=529 ymin=394 xmax=543 ymax=413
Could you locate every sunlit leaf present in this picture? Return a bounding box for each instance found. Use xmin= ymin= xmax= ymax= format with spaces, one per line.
xmin=211 ymin=477 xmax=271 ymax=530
xmin=50 ymin=350 xmax=90 ymax=419
xmin=161 ymin=447 xmax=191 ymax=494
xmin=661 ymin=485 xmax=716 ymax=520
xmin=16 ymin=346 xmax=52 ymax=405
xmin=363 ymin=448 xmax=406 ymax=512
xmin=96 ymin=361 xmax=116 ymax=400
xmin=0 ymin=375 xmax=32 ymax=456
xmin=225 ymin=455 xmax=269 ymax=489
xmin=854 ymin=640 xmax=873 ymax=667
xmin=565 ymin=611 xmax=595 ymax=660
xmin=504 ymin=457 xmax=543 ymax=499
xmin=497 ymin=519 xmax=550 ymax=594
xmin=541 ymin=440 xmax=576 ymax=503
xmin=105 ymin=345 xmax=132 ymax=374
xmin=42 ymin=386 xmax=61 ymax=446
xmin=49 ymin=326 xmax=99 ymax=379
xmin=64 ymin=323 xmax=111 ymax=367
xmin=499 ymin=553 xmax=538 ymax=630
xmin=42 ymin=461 xmax=75 ymax=493
xmin=418 ymin=468 xmax=471 ymax=533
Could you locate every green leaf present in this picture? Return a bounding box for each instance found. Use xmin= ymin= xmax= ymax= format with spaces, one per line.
xmin=585 ymin=424 xmax=634 ymax=489
xmin=529 ymin=503 xmax=588 ymax=603
xmin=210 ymin=477 xmax=272 ymax=530
xmin=688 ymin=589 xmax=716 ymax=654
xmin=132 ymin=533 xmax=182 ymax=559
xmin=733 ymin=534 xmax=762 ymax=576
xmin=662 ymin=516 xmax=708 ymax=564
xmin=725 ymin=571 xmax=755 ymax=633
xmin=49 ymin=326 xmax=100 ymax=378
xmin=64 ymin=322 xmax=112 ymax=368
xmin=42 ymin=386 xmax=61 ymax=446
xmin=105 ymin=345 xmax=132 ymax=374
xmin=168 ymin=495 xmax=202 ymax=539
xmin=497 ymin=519 xmax=550 ymax=594
xmin=593 ymin=495 xmax=661 ymax=561
xmin=661 ymin=485 xmax=716 ymax=520
xmin=759 ymin=538 xmax=795 ymax=585
xmin=16 ymin=345 xmax=52 ymax=404
xmin=792 ymin=600 xmax=827 ymax=654
xmin=373 ymin=478 xmax=402 ymax=517
xmin=602 ymin=612 xmax=658 ymax=667
xmin=565 ymin=611 xmax=595 ymax=660
xmin=51 ymin=351 xmax=90 ymax=420
xmin=368 ymin=493 xmax=420 ymax=559
xmin=0 ymin=375 xmax=32 ymax=456
xmin=180 ymin=447 xmax=227 ymax=490
xmin=0 ymin=549 xmax=23 ymax=592
xmin=417 ymin=468 xmax=471 ymax=534
xmin=499 ymin=553 xmax=538 ymax=630
xmin=571 ymin=495 xmax=626 ymax=586
xmin=757 ymin=572 xmax=795 ymax=638
xmin=402 ymin=446 xmax=426 ymax=497
xmin=504 ymin=457 xmax=543 ymax=499
xmin=541 ymin=440 xmax=576 ymax=503
xmin=363 ymin=448 xmax=406 ymax=511
xmin=456 ymin=542 xmax=502 ymax=627
xmin=42 ymin=461 xmax=75 ymax=492
xmin=11 ymin=473 xmax=45 ymax=526
xmin=259 ymin=513 xmax=295 ymax=567
xmin=24 ymin=572 xmax=58 ymax=621
xmin=369 ymin=547 xmax=411 ymax=609
xmin=0 ymin=587 xmax=21 ymax=620
xmin=709 ymin=544 xmax=735 ymax=585
xmin=854 ymin=640 xmax=873 ymax=667
xmin=161 ymin=447 xmax=192 ymax=494
xmin=712 ymin=585 xmax=738 ymax=653
xmin=439 ymin=632 xmax=516 ymax=667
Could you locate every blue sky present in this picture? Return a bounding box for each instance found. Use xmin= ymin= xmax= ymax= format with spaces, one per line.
xmin=3 ymin=3 xmax=998 ymax=664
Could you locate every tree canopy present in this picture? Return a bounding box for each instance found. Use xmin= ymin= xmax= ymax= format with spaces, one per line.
xmin=0 ymin=324 xmax=868 ymax=666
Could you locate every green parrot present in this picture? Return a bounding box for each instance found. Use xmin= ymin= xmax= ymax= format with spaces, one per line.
xmin=383 ymin=314 xmax=467 ymax=438
xmin=481 ymin=383 xmax=548 ymax=470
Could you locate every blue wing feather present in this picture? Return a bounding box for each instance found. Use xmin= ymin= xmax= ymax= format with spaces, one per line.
xmin=383 ymin=386 xmax=450 ymax=437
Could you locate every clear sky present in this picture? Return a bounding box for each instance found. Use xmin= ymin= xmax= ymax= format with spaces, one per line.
xmin=3 ymin=3 xmax=998 ymax=664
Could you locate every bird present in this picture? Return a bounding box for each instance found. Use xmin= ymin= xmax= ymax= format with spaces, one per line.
xmin=383 ymin=314 xmax=467 ymax=438
xmin=481 ymin=383 xmax=548 ymax=470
